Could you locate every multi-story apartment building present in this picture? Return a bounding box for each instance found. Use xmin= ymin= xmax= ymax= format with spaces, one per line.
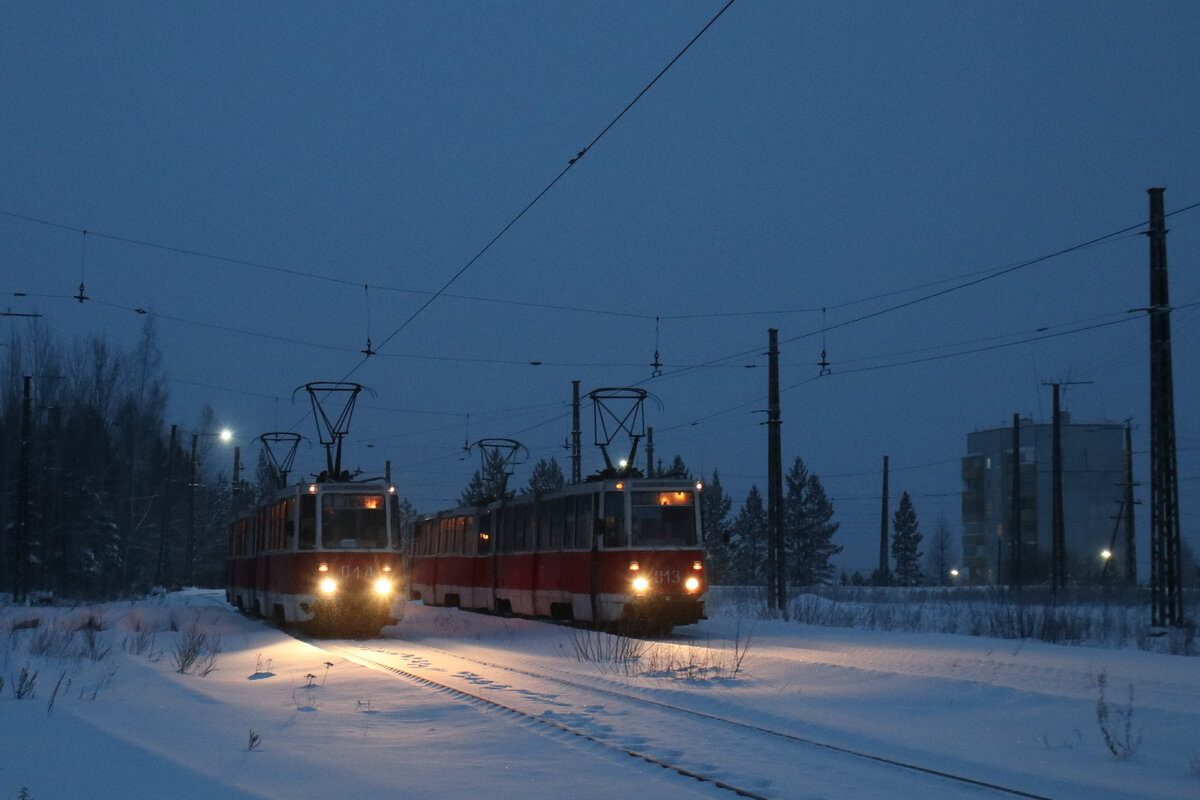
xmin=961 ymin=415 xmax=1127 ymax=585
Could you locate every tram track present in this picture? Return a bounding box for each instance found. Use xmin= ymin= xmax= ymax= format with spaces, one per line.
xmin=313 ymin=635 xmax=1058 ymax=800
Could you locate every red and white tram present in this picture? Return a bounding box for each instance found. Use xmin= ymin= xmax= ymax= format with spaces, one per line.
xmin=227 ymin=480 xmax=402 ymax=635
xmin=408 ymin=476 xmax=706 ymax=634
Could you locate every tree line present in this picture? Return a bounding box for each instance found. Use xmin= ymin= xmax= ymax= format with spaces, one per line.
xmin=2 ymin=323 xmax=952 ymax=603
xmin=1 ymin=322 xmax=239 ymax=601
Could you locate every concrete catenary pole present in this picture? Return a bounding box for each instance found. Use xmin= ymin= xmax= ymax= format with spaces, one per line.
xmin=1147 ymin=187 xmax=1184 ymax=627
xmin=766 ymin=329 xmax=785 ymax=613
xmin=1123 ymin=421 xmax=1137 ymax=586
xmin=571 ymin=380 xmax=582 ymax=484
xmin=1009 ymin=414 xmax=1021 ymax=588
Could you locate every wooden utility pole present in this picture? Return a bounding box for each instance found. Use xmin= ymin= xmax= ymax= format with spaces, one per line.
xmin=15 ymin=376 xmax=32 ymax=602
xmin=1146 ymin=187 xmax=1184 ymax=626
xmin=766 ymin=329 xmax=785 ymax=613
xmin=155 ymin=424 xmax=177 ymax=588
xmin=878 ymin=455 xmax=889 ymax=584
xmin=1051 ymin=387 xmax=1065 ymax=588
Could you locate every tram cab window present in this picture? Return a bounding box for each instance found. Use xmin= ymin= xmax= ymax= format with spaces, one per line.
xmin=321 ymin=493 xmax=388 ymax=549
xmin=601 ymin=491 xmax=626 ymax=548
xmin=630 ymin=490 xmax=697 ymax=547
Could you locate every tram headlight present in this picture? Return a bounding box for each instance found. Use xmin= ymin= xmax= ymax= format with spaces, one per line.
xmin=374 ymin=577 xmax=393 ymax=596
xmin=319 ymin=578 xmax=338 ymax=594
xmin=632 ymin=576 xmax=649 ymax=593
xmin=684 ymin=576 xmax=701 ymax=593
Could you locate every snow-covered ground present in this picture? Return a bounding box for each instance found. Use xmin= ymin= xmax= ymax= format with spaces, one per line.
xmin=2 ymin=590 xmax=1197 ymax=799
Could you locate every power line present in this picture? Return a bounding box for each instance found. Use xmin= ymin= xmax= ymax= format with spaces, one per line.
xmin=357 ymin=0 xmax=739 ymax=368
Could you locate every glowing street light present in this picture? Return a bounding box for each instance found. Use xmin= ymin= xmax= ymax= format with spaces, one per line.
xmin=187 ymin=427 xmax=234 ymax=586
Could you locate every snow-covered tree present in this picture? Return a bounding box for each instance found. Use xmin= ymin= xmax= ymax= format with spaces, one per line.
xmin=729 ymin=485 xmax=768 ymax=585
xmin=891 ymin=491 xmax=924 ymax=586
xmin=699 ymin=470 xmax=733 ymax=584
xmin=783 ymin=457 xmax=842 ymax=586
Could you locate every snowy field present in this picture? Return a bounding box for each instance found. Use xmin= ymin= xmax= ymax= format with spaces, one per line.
xmin=2 ymin=589 xmax=1198 ymax=800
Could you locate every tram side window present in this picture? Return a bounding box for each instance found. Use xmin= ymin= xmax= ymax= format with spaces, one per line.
xmin=283 ymin=497 xmax=297 ymax=551
xmin=574 ymin=495 xmax=594 ymax=550
xmin=269 ymin=501 xmax=286 ymax=551
xmin=550 ymin=498 xmax=565 ymax=549
xmin=254 ymin=509 xmax=267 ymax=554
xmin=536 ymin=501 xmax=551 ymax=549
xmin=477 ymin=513 xmax=492 ymax=555
xmin=516 ymin=504 xmax=531 ymax=551
xmin=412 ymin=520 xmax=428 ymax=555
xmin=498 ymin=508 xmax=513 ymax=553
xmin=299 ymin=494 xmax=316 ymax=550
xmin=602 ymin=492 xmax=626 ymax=548
xmin=561 ymin=496 xmax=576 ymax=549
xmin=462 ymin=515 xmax=477 ymax=555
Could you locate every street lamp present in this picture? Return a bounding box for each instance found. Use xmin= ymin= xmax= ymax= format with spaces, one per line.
xmin=186 ymin=428 xmax=233 ymax=587
xmin=1100 ymin=548 xmax=1114 ymax=584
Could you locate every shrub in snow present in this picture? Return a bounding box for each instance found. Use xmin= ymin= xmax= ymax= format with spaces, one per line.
xmin=12 ymin=665 xmax=37 ymax=699
xmin=1094 ymin=670 xmax=1141 ymax=759
xmin=172 ymin=626 xmax=221 ymax=676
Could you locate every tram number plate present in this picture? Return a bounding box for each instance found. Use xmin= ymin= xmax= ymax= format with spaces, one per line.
xmin=341 ymin=565 xmax=377 ymax=578
xmin=654 ymin=569 xmax=681 ymax=585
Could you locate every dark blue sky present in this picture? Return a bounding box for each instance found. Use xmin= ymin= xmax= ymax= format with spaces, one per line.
xmin=3 ymin=1 xmax=1199 ymax=573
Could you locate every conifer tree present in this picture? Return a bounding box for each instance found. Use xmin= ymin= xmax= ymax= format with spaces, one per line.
xmin=459 ymin=449 xmax=512 ymax=506
xmin=730 ymin=485 xmax=768 ymax=585
xmin=524 ymin=456 xmax=565 ymax=495
xmin=783 ymin=457 xmax=842 ymax=586
xmin=699 ymin=470 xmax=733 ymax=584
xmin=891 ymin=491 xmax=924 ymax=586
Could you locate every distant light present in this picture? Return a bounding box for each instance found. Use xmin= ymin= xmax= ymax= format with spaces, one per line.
xmin=219 ymin=429 xmax=233 ymax=442
xmin=618 ymin=459 xmax=628 ymax=469
xmin=949 ymin=569 xmax=960 ymax=577
xmin=1101 ymin=549 xmax=1112 ymax=560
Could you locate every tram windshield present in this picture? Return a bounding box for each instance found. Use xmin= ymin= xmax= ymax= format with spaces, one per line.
xmin=630 ymin=490 xmax=698 ymax=547
xmin=321 ymin=493 xmax=389 ymax=549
